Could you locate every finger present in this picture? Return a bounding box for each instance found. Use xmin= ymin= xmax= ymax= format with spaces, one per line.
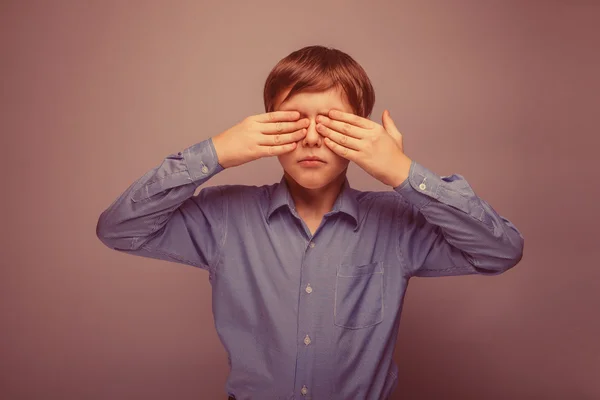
xmin=316 ymin=123 xmax=361 ymax=151
xmin=254 ymin=111 xmax=300 ymax=123
xmin=328 ymin=109 xmax=375 ymax=129
xmin=317 ymin=115 xmax=364 ymax=139
xmin=260 ymin=142 xmax=298 ymax=157
xmin=257 ymin=128 xmax=307 ymax=146
xmin=261 ymin=118 xmax=309 ymax=134
xmin=323 ymin=137 xmax=358 ymax=161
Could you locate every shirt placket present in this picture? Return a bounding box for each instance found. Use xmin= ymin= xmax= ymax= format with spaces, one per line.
xmin=292 ymin=212 xmax=326 ymax=399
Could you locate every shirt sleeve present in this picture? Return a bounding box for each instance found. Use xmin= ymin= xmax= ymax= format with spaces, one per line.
xmin=96 ymin=138 xmax=226 ymax=272
xmin=393 ymin=160 xmax=524 ymax=278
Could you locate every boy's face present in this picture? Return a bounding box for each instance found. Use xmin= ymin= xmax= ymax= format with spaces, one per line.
xmin=274 ymin=86 xmax=353 ymax=190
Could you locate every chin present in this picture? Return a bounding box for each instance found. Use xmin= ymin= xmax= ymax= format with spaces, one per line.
xmin=284 ymin=166 xmax=346 ymax=190
xmin=292 ymin=176 xmax=331 ymax=190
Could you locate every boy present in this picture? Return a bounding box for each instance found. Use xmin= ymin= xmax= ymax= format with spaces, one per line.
xmin=96 ymin=45 xmax=524 ymax=400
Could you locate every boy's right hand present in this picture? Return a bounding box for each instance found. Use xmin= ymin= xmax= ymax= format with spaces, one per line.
xmin=212 ymin=111 xmax=309 ymax=169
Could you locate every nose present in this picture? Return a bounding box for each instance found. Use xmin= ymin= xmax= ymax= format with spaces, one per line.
xmin=302 ymin=119 xmax=322 ymax=148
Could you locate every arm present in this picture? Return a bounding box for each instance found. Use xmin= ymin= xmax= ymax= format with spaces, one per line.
xmin=96 ymin=109 xmax=308 ymax=271
xmin=313 ymin=108 xmax=524 ymax=277
xmin=96 ymin=138 xmax=226 ymax=271
xmin=394 ymin=160 xmax=524 ymax=278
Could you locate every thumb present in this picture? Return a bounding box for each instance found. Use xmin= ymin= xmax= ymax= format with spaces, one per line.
xmin=382 ymin=109 xmax=402 ymax=139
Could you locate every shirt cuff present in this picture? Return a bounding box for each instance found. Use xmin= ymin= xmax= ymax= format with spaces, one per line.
xmin=393 ymin=160 xmax=442 ymax=209
xmin=184 ymin=137 xmax=225 ymax=184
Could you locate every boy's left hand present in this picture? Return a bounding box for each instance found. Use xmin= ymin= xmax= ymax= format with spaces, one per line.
xmin=316 ymin=109 xmax=412 ymax=187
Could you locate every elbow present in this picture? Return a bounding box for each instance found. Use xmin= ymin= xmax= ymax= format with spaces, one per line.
xmin=512 ymin=237 xmax=525 ymax=266
xmin=96 ymin=211 xmax=150 ymax=251
xmin=96 ymin=211 xmax=120 ymax=249
xmin=505 ymin=232 xmax=525 ymax=269
xmin=494 ymin=236 xmax=525 ymax=274
xmin=474 ymin=236 xmax=524 ymax=275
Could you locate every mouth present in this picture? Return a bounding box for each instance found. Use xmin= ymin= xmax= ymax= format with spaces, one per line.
xmin=298 ymin=156 xmax=325 ymax=163
xmin=298 ymin=157 xmax=326 ymax=167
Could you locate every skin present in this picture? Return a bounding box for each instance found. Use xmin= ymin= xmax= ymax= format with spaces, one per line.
xmin=273 ymin=86 xmax=353 ymax=228
xmin=212 ymin=85 xmax=412 ymax=235
xmin=273 ymin=86 xmax=412 ymax=233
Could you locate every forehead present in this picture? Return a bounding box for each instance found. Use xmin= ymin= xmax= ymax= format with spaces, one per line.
xmin=276 ymin=87 xmax=352 ymax=114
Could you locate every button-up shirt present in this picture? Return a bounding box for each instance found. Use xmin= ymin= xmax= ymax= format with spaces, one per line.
xmin=96 ymin=138 xmax=524 ymax=400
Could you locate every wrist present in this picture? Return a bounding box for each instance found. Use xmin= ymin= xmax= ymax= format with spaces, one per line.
xmin=388 ymin=154 xmax=412 ymax=187
xmin=211 ymin=135 xmax=230 ymax=169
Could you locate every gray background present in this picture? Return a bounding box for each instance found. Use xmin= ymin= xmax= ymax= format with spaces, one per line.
xmin=1 ymin=0 xmax=598 ymax=399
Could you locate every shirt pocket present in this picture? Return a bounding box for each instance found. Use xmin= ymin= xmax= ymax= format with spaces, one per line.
xmin=334 ymin=261 xmax=384 ymax=329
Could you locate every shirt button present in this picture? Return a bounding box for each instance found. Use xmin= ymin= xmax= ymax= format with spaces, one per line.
xmin=305 ymin=284 xmax=313 ymax=294
xmin=304 ymin=335 xmax=311 ymax=345
xmin=419 ymin=183 xmax=426 ymax=190
xmin=201 ymin=165 xmax=209 ymax=174
xmin=309 ymin=241 xmax=315 ymax=248
xmin=301 ymin=385 xmax=308 ymax=395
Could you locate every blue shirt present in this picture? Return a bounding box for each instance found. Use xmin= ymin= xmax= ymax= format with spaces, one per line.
xmin=96 ymin=138 xmax=524 ymax=400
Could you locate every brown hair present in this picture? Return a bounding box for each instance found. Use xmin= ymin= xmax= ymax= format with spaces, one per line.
xmin=263 ymin=45 xmax=375 ymax=118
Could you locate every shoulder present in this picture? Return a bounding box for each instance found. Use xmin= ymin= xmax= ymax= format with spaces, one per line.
xmin=213 ymin=182 xmax=276 ymax=198
xmin=196 ymin=182 xmax=277 ymax=207
xmin=353 ymin=187 xmax=408 ymax=208
xmin=351 ymin=186 xmax=414 ymax=226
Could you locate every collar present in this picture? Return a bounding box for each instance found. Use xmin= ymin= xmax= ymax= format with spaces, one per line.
xmin=266 ymin=175 xmax=360 ymax=231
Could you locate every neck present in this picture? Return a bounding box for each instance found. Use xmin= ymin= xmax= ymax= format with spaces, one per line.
xmin=283 ymin=170 xmax=347 ymax=220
